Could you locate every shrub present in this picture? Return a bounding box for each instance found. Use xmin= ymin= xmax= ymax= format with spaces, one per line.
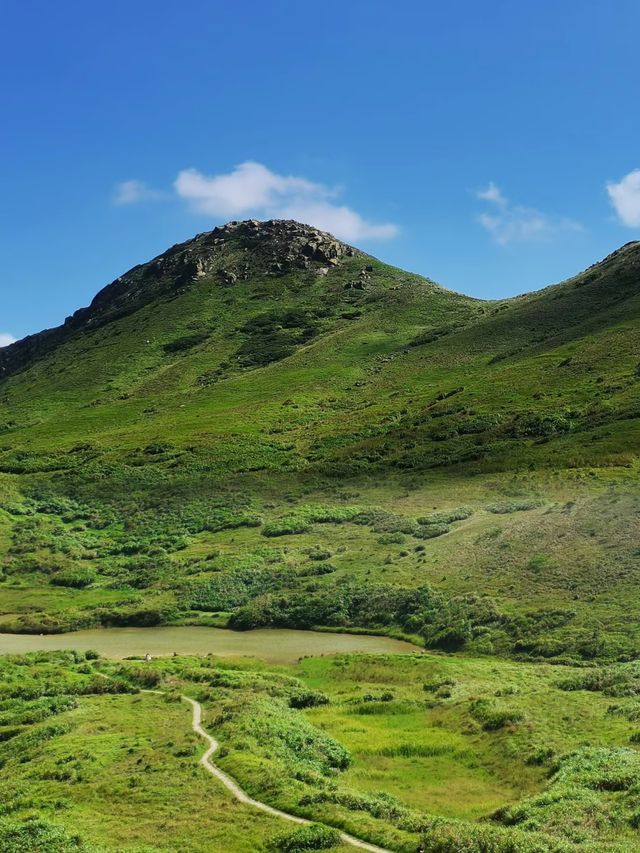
xmin=486 ymin=499 xmax=544 ymax=514
xmin=188 ymin=565 xmax=294 ymax=612
xmin=423 ymin=678 xmax=456 ymax=694
xmin=268 ymin=824 xmax=341 ymax=852
xmin=299 ymin=788 xmax=429 ymax=833
xmin=418 ymin=507 xmax=473 ymax=525
xmin=163 ymin=331 xmax=209 ymax=354
xmin=415 ymin=522 xmax=450 ymax=540
xmin=377 ymin=532 xmax=406 ymax=545
xmin=51 ymin=568 xmax=95 ymax=589
xmin=116 ymin=665 xmax=162 ymax=689
xmin=287 ymin=689 xmax=330 ymax=709
xmin=507 ymin=412 xmax=571 ymax=438
xmin=469 ymin=698 xmax=523 ymax=731
xmin=262 ymin=505 xmax=364 ymax=537
xmin=306 ymin=547 xmax=332 ymax=561
xmin=0 ymin=817 xmax=94 ymax=852
xmin=298 ymin=563 xmax=336 ymax=578
xmin=556 ymin=665 xmax=640 ymax=696
xmin=237 ymin=309 xmax=320 ymax=367
xmin=421 ymin=820 xmax=571 ymax=852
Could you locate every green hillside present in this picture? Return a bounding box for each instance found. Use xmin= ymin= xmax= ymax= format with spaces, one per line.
xmin=2 ymin=220 xmax=640 ymax=852
xmin=0 ymin=221 xmax=639 ymax=657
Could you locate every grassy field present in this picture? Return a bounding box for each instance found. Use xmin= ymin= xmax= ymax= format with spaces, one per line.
xmin=1 ymin=648 xmax=640 ymax=852
xmin=1 ymin=463 xmax=639 ymax=661
xmin=0 ymin=221 xmax=639 ymax=849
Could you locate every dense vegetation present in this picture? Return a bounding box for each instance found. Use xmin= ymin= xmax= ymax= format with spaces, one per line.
xmin=0 ymin=223 xmax=638 ymax=657
xmin=1 ymin=220 xmax=639 ymax=849
xmin=1 ymin=649 xmax=640 ymax=851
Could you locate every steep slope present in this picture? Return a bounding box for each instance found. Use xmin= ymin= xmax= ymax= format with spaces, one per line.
xmin=0 ymin=219 xmax=363 ymax=379
xmin=0 ymin=222 xmax=639 ymax=660
xmin=0 ymin=220 xmax=481 ymax=457
xmin=1 ymin=224 xmax=638 ymax=475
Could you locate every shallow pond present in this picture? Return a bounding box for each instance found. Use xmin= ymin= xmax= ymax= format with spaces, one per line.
xmin=0 ymin=626 xmax=420 ymax=663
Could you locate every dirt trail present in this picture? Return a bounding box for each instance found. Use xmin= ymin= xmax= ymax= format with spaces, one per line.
xmin=182 ymin=695 xmax=393 ymax=853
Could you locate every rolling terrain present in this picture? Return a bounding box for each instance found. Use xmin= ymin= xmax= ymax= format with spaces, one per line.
xmin=1 ymin=220 xmax=640 ymax=851
xmin=0 ymin=221 xmax=638 ymax=656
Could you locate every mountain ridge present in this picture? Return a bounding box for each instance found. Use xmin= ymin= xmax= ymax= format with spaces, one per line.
xmin=0 ymin=221 xmax=638 ymax=478
xmin=2 ymin=222 xmax=638 ymax=379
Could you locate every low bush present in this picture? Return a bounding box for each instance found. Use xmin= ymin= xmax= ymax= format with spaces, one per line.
xmin=0 ymin=817 xmax=95 ymax=852
xmin=417 ymin=506 xmax=473 ymax=525
xmin=415 ymin=522 xmax=450 ymax=540
xmin=268 ymin=824 xmax=341 ymax=852
xmin=486 ymin=499 xmax=544 ymax=514
xmin=188 ymin=565 xmax=294 ymax=612
xmin=469 ymin=698 xmax=523 ymax=731
xmin=163 ymin=331 xmax=210 ymax=354
xmin=262 ymin=505 xmax=365 ymax=537
xmin=421 ymin=820 xmax=571 ymax=852
xmin=51 ymin=568 xmax=95 ymax=589
xmin=300 ymin=788 xmax=430 ymax=833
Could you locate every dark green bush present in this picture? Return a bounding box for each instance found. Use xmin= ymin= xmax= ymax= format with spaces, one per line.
xmin=51 ymin=568 xmax=95 ymax=589
xmin=163 ymin=331 xmax=210 ymax=354
xmin=470 ymin=698 xmax=523 ymax=731
xmin=486 ymin=499 xmax=544 ymax=514
xmin=0 ymin=818 xmax=95 ymax=852
xmin=268 ymin=824 xmax=341 ymax=852
xmin=421 ymin=820 xmax=571 ymax=852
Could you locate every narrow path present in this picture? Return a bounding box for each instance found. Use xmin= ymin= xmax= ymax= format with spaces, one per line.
xmin=182 ymin=695 xmax=393 ymax=853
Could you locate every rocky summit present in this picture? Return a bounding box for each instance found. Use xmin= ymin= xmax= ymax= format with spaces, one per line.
xmin=0 ymin=220 xmax=360 ymax=380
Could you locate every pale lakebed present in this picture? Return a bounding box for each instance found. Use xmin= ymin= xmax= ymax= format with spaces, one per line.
xmin=0 ymin=625 xmax=420 ymax=663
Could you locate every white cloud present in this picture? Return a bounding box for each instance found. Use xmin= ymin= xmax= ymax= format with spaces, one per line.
xmin=0 ymin=333 xmax=16 ymax=348
xmin=173 ymin=161 xmax=398 ymax=242
xmin=174 ymin=161 xmax=329 ymax=217
xmin=607 ymin=169 xmax=640 ymax=227
xmin=476 ymin=182 xmax=582 ymax=246
xmin=113 ymin=180 xmax=163 ymax=205
xmin=476 ymin=182 xmax=507 ymax=206
xmin=275 ymin=200 xmax=398 ymax=241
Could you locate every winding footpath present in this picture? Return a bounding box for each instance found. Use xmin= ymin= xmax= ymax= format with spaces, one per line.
xmin=181 ymin=695 xmax=392 ymax=853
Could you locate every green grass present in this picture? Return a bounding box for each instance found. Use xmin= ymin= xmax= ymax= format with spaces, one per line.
xmin=0 ymin=222 xmax=639 ymax=848
xmin=1 ymin=649 xmax=639 ymax=851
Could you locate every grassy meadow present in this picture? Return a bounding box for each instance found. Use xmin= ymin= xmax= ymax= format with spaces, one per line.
xmin=1 ymin=649 xmax=640 ymax=852
xmin=1 ymin=222 xmax=639 ymax=849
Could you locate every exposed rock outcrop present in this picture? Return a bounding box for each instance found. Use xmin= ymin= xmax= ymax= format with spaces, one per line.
xmin=0 ymin=220 xmax=360 ymax=379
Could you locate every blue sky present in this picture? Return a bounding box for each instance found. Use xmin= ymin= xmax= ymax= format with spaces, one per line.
xmin=1 ymin=0 xmax=640 ymax=344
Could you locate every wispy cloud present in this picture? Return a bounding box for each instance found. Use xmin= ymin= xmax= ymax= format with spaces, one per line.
xmin=476 ymin=183 xmax=582 ymax=246
xmin=113 ymin=179 xmax=164 ymax=205
xmin=0 ymin=333 xmax=17 ymax=348
xmin=607 ymin=169 xmax=640 ymax=228
xmin=174 ymin=161 xmax=398 ymax=241
xmin=113 ymin=161 xmax=398 ymax=242
xmin=476 ymin=181 xmax=507 ymax=206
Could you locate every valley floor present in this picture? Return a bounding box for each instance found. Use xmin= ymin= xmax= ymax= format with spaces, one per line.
xmin=1 ymin=645 xmax=640 ymax=852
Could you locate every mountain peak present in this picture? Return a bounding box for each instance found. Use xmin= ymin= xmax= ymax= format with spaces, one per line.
xmin=177 ymin=218 xmax=360 ymax=275
xmin=586 ymin=240 xmax=640 ymax=271
xmin=0 ymin=220 xmax=363 ymax=379
xmin=84 ymin=218 xmax=360 ymax=315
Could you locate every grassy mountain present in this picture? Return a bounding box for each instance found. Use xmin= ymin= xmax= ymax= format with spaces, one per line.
xmin=2 ymin=221 xmax=640 ymax=853
xmin=1 ymin=223 xmax=638 ymax=474
xmin=0 ymin=221 xmax=639 ymax=657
